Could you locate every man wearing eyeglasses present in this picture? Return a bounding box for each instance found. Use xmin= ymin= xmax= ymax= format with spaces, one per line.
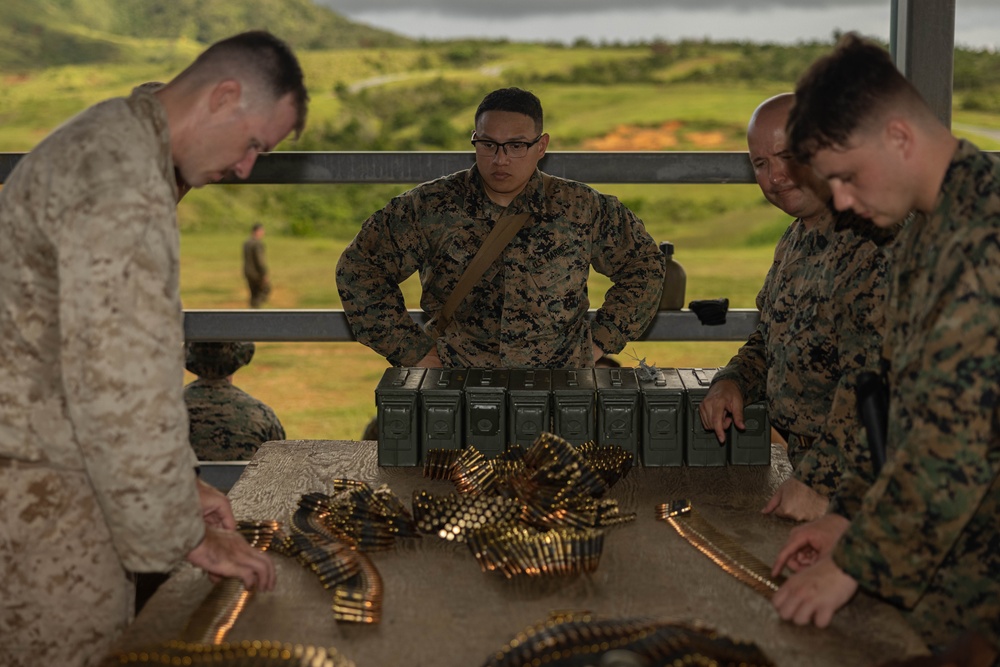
xmin=337 ymin=87 xmax=664 ymax=369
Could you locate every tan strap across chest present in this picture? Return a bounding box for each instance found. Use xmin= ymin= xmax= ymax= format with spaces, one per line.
xmin=437 ymin=211 xmax=532 ymax=329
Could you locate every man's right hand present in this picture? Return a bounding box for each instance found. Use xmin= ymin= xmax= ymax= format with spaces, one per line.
xmin=186 ymin=527 xmax=276 ymax=592
xmin=762 ymin=477 xmax=829 ymax=522
xmin=699 ymin=378 xmax=745 ymax=443
xmin=771 ymin=512 xmax=850 ymax=578
xmin=416 ymin=346 xmax=444 ymax=368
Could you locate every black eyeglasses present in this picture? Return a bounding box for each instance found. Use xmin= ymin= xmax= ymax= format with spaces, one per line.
xmin=470 ymin=135 xmax=543 ymax=158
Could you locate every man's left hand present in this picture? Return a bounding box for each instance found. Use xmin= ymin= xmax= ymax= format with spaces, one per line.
xmin=772 ymin=556 xmax=858 ymax=627
xmin=197 ymin=478 xmax=237 ymax=530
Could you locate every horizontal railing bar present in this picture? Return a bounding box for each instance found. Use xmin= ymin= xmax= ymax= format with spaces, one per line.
xmin=183 ymin=309 xmax=759 ymax=343
xmin=1 ymin=151 xmax=757 ymax=184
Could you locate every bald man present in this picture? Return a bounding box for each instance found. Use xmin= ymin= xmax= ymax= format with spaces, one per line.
xmin=700 ymin=93 xmax=896 ymax=521
xmin=0 ymin=31 xmax=307 ymax=666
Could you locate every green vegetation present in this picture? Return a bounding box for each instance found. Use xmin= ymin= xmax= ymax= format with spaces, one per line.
xmin=4 ymin=3 xmax=1000 ymax=439
xmin=0 ymin=0 xmax=407 ymax=70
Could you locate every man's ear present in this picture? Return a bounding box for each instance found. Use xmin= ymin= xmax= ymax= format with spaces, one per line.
xmin=884 ymin=117 xmax=914 ymax=160
xmin=208 ymin=79 xmax=242 ymax=114
xmin=536 ymin=132 xmax=550 ymax=159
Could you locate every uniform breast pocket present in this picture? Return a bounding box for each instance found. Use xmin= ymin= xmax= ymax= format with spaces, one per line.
xmin=519 ymin=242 xmax=589 ymax=337
xmin=787 ymin=298 xmax=839 ymax=375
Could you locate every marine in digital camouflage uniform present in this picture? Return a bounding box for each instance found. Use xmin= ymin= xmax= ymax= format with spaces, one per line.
xmin=184 ymin=342 xmax=286 ymax=460
xmin=772 ymin=35 xmax=999 ymax=661
xmin=336 ymin=87 xmax=664 ymax=370
xmin=0 ymin=32 xmax=306 ymax=667
xmin=715 ymin=208 xmax=893 ymax=474
xmin=706 ymin=94 xmax=895 ymax=511
xmin=827 ymin=138 xmax=1000 ymax=654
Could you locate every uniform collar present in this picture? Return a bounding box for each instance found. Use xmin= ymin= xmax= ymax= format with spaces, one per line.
xmin=465 ymin=166 xmax=545 ymax=220
xmin=126 ymin=86 xmax=178 ymax=202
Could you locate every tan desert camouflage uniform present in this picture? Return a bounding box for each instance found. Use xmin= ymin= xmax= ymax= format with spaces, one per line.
xmin=185 ymin=380 xmax=286 ymax=460
xmin=831 ymin=141 xmax=1000 ymax=650
xmin=336 ymin=167 xmax=665 ymax=368
xmin=713 ymin=207 xmax=894 ymax=494
xmin=0 ymin=89 xmax=204 ymax=666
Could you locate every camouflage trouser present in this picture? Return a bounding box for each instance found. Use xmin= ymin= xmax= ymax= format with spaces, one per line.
xmin=0 ymin=459 xmax=133 ymax=667
xmin=247 ymin=277 xmax=270 ymax=308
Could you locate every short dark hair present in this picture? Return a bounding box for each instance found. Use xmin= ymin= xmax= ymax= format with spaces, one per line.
xmin=251 ymin=222 xmax=264 ymax=233
xmin=183 ymin=30 xmax=309 ymax=138
xmin=788 ymin=33 xmax=923 ymax=163
xmin=475 ymin=87 xmax=543 ymax=133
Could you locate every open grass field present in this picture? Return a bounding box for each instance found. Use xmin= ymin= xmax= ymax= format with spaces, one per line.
xmin=6 ymin=38 xmax=1000 ymax=440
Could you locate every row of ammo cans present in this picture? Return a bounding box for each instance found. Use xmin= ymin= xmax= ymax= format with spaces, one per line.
xmin=374 ymin=367 xmax=770 ymax=467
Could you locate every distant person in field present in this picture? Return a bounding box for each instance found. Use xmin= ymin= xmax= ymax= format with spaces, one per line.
xmin=337 ymin=87 xmax=665 ymax=370
xmin=243 ymin=222 xmax=271 ymax=307
xmin=699 ymin=92 xmax=897 ymax=522
xmin=0 ymin=30 xmax=307 ymax=667
xmin=185 ymin=342 xmax=286 ymax=460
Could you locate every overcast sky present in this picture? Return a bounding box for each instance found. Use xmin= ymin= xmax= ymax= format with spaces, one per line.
xmin=316 ymin=0 xmax=999 ymax=49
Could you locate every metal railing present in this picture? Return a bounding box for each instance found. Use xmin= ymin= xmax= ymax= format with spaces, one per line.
xmin=3 ymin=149 xmax=764 ymax=342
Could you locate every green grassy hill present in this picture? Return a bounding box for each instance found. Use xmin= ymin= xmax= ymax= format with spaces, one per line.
xmin=0 ymin=0 xmax=409 ymax=70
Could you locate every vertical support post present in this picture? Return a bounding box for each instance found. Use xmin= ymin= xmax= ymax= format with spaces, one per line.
xmin=890 ymin=0 xmax=956 ymax=128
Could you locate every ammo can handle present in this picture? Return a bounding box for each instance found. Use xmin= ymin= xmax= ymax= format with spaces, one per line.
xmin=392 ymin=369 xmax=411 ymax=387
xmin=611 ymin=369 xmax=622 ymax=387
xmin=567 ymin=370 xmax=578 ymax=387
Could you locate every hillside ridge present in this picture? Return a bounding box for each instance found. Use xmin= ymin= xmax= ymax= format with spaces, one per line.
xmin=0 ymin=0 xmax=410 ymax=69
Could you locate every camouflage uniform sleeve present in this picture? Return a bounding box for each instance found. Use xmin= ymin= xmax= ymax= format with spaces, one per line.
xmin=712 ymin=225 xmax=792 ymax=402
xmin=60 ymin=184 xmax=204 ymax=572
xmin=827 ymin=446 xmax=876 ymax=519
xmin=588 ymin=196 xmax=665 ymax=354
xmin=794 ymin=241 xmax=889 ymax=496
xmin=832 ymin=231 xmax=1000 ymax=607
xmin=713 ymin=325 xmax=767 ymax=403
xmin=336 ymin=196 xmax=436 ymax=366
